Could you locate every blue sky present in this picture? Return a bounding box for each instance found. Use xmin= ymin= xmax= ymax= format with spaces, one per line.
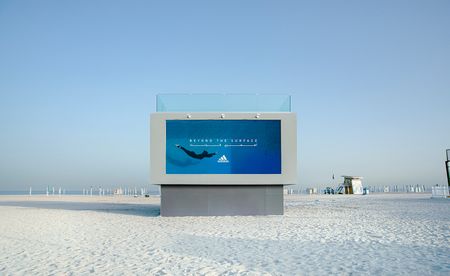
xmin=0 ymin=0 xmax=449 ymax=191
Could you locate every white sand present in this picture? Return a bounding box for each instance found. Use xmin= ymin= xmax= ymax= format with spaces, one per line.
xmin=0 ymin=193 xmax=448 ymax=275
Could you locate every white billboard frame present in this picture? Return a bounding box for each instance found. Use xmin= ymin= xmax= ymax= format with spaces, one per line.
xmin=150 ymin=112 xmax=297 ymax=185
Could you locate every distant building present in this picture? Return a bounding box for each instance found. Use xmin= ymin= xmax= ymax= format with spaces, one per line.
xmin=342 ymin=176 xmax=363 ymax=195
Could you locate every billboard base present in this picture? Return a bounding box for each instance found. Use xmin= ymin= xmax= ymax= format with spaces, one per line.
xmin=160 ymin=185 xmax=283 ymax=216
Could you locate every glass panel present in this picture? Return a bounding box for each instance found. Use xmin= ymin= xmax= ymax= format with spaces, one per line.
xmin=156 ymin=94 xmax=291 ymax=112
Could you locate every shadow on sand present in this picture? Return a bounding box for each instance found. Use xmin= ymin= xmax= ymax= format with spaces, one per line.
xmin=0 ymin=200 xmax=160 ymax=217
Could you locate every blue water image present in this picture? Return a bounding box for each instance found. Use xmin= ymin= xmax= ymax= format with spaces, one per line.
xmin=166 ymin=120 xmax=281 ymax=174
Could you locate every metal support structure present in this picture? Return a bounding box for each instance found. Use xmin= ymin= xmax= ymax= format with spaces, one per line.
xmin=446 ymin=150 xmax=450 ymax=187
xmin=446 ymin=161 xmax=450 ymax=187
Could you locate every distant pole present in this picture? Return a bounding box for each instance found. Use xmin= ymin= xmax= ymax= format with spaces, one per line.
xmin=329 ymin=172 xmax=334 ymax=194
xmin=29 ymin=186 xmax=32 ymax=196
xmin=446 ymin=149 xmax=450 ymax=187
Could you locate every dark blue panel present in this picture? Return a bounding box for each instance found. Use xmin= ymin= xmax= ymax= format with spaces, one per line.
xmin=166 ymin=120 xmax=281 ymax=174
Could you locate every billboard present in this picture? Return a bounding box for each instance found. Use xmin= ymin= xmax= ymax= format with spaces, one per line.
xmin=166 ymin=120 xmax=281 ymax=174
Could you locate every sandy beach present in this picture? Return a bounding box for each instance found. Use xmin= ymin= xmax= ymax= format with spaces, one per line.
xmin=0 ymin=193 xmax=448 ymax=275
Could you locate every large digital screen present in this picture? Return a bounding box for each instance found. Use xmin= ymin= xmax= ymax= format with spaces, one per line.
xmin=166 ymin=120 xmax=281 ymax=174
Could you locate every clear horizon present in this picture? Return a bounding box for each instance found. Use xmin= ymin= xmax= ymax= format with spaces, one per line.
xmin=1 ymin=0 xmax=449 ymax=191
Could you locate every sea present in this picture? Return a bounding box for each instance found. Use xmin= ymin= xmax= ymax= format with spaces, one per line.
xmin=0 ymin=190 xmax=83 ymax=195
xmin=0 ymin=190 xmax=161 ymax=196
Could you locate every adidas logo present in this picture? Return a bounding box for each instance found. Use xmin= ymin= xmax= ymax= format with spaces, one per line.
xmin=217 ymin=155 xmax=229 ymax=163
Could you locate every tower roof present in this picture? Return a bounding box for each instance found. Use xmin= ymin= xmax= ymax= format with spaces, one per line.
xmin=342 ymin=175 xmax=363 ymax=179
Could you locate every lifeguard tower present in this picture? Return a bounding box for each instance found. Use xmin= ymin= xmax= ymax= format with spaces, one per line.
xmin=340 ymin=176 xmax=363 ymax=195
